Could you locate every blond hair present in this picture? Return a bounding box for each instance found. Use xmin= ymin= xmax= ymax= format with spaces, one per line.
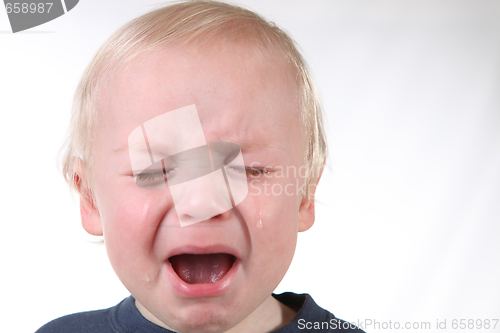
xmin=61 ymin=0 xmax=327 ymax=202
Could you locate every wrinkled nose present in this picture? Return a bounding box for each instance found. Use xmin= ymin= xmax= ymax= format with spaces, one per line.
xmin=169 ymin=169 xmax=233 ymax=226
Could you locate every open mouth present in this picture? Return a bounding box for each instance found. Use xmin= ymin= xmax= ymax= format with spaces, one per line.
xmin=169 ymin=253 xmax=236 ymax=284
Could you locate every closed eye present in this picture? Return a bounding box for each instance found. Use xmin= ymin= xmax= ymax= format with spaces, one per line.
xmin=135 ymin=169 xmax=174 ymax=189
xmin=228 ymin=166 xmax=268 ymax=178
xmin=136 ymin=171 xmax=165 ymax=181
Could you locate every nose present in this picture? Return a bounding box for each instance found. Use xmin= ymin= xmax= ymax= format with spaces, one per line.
xmin=169 ymin=169 xmax=233 ymax=227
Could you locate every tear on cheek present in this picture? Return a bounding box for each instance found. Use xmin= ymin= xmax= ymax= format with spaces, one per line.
xmin=169 ymin=254 xmax=236 ymax=284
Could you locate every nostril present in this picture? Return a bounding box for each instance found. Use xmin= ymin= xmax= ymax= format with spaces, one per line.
xmin=179 ymin=212 xmax=226 ymax=226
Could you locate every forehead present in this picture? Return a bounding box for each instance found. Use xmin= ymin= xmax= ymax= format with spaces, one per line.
xmin=96 ymin=43 xmax=304 ymax=158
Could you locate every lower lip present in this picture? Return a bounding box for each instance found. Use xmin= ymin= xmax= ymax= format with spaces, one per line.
xmin=165 ymin=258 xmax=240 ymax=298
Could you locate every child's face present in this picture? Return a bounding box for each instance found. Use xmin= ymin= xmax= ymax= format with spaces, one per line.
xmin=87 ymin=44 xmax=315 ymax=332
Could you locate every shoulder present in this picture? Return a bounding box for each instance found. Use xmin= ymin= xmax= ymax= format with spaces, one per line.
xmin=35 ymin=305 xmax=116 ymax=333
xmin=274 ymin=292 xmax=366 ymax=333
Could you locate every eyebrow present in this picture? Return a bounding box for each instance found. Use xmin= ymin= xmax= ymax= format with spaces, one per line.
xmin=236 ymin=140 xmax=284 ymax=152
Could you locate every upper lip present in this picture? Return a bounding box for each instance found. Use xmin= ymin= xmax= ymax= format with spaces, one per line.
xmin=166 ymin=244 xmax=240 ymax=261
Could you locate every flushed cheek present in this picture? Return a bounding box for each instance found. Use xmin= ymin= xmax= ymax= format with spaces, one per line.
xmin=250 ymin=198 xmax=298 ymax=282
xmin=100 ymin=192 xmax=173 ymax=283
xmin=99 ymin=184 xmax=174 ymax=234
xmin=257 ymin=186 xmax=299 ymax=231
xmin=103 ymin=194 xmax=155 ymax=235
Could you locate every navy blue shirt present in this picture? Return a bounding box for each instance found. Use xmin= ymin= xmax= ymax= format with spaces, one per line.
xmin=36 ymin=293 xmax=364 ymax=332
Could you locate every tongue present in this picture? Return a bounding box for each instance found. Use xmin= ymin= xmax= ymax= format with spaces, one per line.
xmin=169 ymin=253 xmax=235 ymax=284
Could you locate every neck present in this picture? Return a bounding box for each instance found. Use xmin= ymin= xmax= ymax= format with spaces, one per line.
xmin=223 ymin=295 xmax=297 ymax=333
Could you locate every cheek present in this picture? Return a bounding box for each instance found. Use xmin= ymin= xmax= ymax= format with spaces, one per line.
xmin=96 ymin=184 xmax=175 ymax=276
xmin=251 ymin=184 xmax=300 ymax=278
xmin=251 ymin=171 xmax=303 ymax=231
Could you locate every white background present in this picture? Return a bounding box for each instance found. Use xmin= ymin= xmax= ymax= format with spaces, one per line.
xmin=1 ymin=1 xmax=499 ymax=332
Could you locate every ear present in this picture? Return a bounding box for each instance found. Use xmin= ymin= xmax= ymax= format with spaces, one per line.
xmin=73 ymin=162 xmax=103 ymax=236
xmin=298 ymin=161 xmax=325 ymax=232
